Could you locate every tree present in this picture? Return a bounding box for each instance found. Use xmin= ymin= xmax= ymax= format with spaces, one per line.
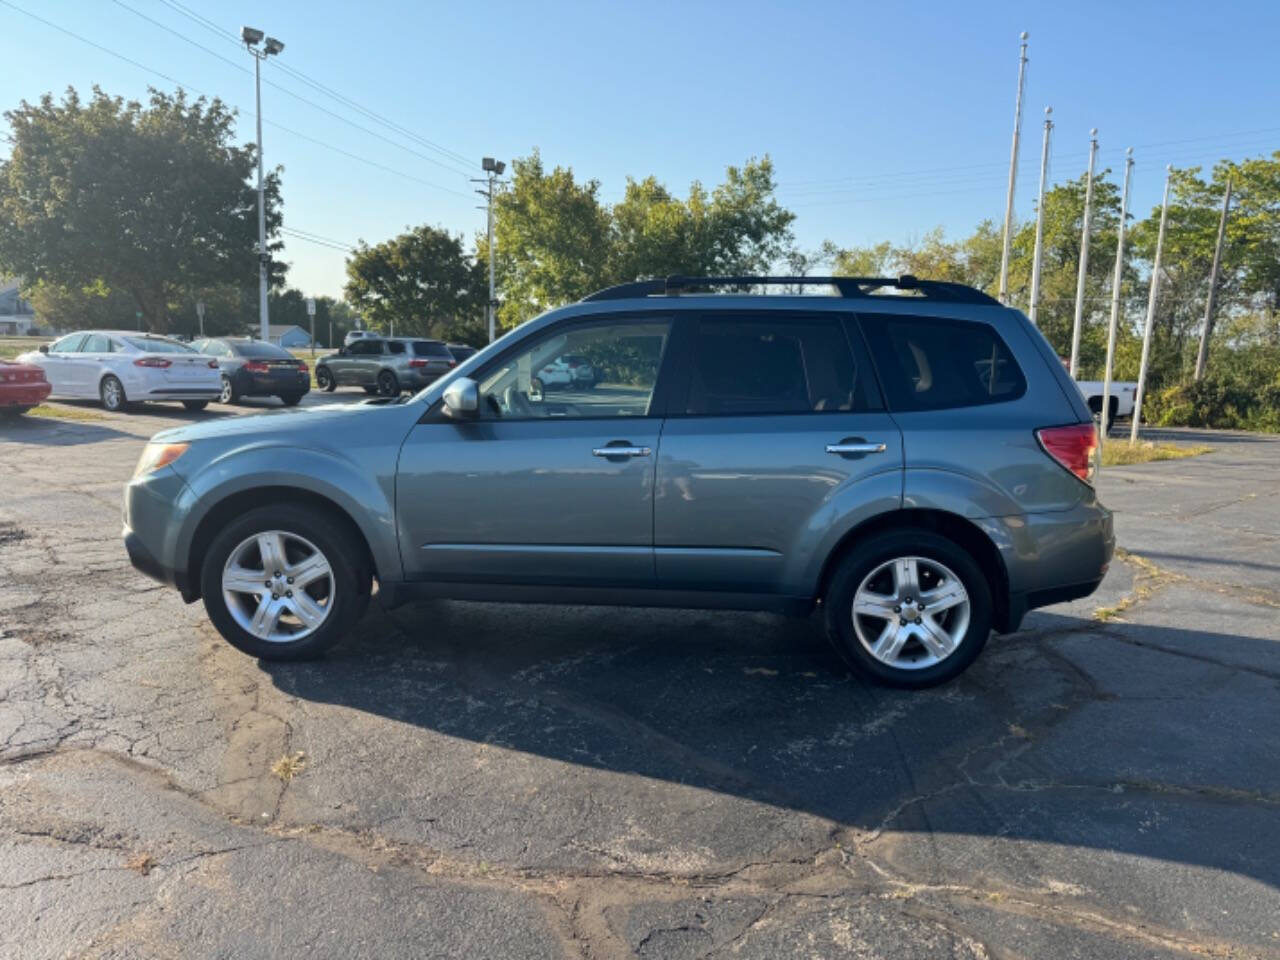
xmin=487 ymin=151 xmax=795 ymax=331
xmin=345 ymin=224 xmax=486 ymax=342
xmin=0 ymin=86 xmax=282 ymax=333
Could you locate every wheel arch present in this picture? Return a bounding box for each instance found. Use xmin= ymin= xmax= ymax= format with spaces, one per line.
xmin=184 ymin=486 xmax=376 ymax=603
xmin=815 ymin=509 xmax=1011 ymax=632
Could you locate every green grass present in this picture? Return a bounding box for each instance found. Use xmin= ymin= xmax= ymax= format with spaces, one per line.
xmin=0 ymin=336 xmax=47 ymax=360
xmin=25 ymin=403 xmax=104 ymax=422
xmin=1101 ymin=442 xmax=1212 ymax=467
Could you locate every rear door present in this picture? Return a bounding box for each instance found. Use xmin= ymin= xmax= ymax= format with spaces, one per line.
xmin=654 ymin=312 xmax=903 ymax=592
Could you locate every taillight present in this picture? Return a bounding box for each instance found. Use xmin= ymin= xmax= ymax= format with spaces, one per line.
xmin=448 ymin=360 xmax=458 ymax=367
xmin=1037 ymin=423 xmax=1097 ymax=485
xmin=207 ymin=359 xmax=219 ymax=368
xmin=244 ymin=361 xmax=269 ymax=373
xmin=133 ymin=357 xmax=171 ymax=368
xmin=408 ymin=358 xmax=428 ymax=368
xmin=296 ymin=362 xmax=309 ymax=373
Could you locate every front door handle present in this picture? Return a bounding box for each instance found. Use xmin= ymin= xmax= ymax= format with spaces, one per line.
xmin=826 ymin=439 xmax=887 ymax=457
xmin=592 ymin=444 xmax=651 ymax=459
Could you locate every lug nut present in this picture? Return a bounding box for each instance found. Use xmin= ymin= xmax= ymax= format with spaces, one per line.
xmin=274 ymin=570 xmax=282 ymax=578
xmin=287 ymin=577 xmax=294 ymax=584
xmin=264 ymin=580 xmax=272 ymax=588
xmin=893 ymin=605 xmax=901 ymax=613
xmin=286 ymin=590 xmax=293 ymax=598
xmin=914 ymin=618 xmax=922 ymax=625
xmin=899 ymin=618 xmax=906 ymax=626
xmin=271 ymin=593 xmax=279 ymax=600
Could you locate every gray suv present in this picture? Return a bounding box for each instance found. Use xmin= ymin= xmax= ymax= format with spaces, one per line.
xmin=315 ymin=337 xmax=456 ymax=395
xmin=123 ymin=276 xmax=1113 ymax=687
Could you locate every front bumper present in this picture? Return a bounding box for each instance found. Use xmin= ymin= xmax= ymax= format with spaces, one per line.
xmin=0 ymin=380 xmax=51 ymax=407
xmin=122 ymin=465 xmax=195 ymax=598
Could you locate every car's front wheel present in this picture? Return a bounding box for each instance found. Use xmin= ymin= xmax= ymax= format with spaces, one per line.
xmin=99 ymin=375 xmax=128 ymax=412
xmin=200 ymin=504 xmax=371 ymax=660
xmin=823 ymin=529 xmax=991 ymax=688
xmin=315 ymin=366 xmax=335 ymax=392
xmin=219 ymin=376 xmax=238 ymax=404
xmin=377 ymin=370 xmax=399 ymax=396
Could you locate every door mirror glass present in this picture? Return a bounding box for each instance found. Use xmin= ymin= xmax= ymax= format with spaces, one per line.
xmin=442 ymin=377 xmax=479 ymax=418
xmin=38 ymin=344 xmax=48 ymax=354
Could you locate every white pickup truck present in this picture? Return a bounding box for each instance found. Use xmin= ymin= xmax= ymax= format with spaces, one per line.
xmin=1075 ymin=378 xmax=1137 ymax=421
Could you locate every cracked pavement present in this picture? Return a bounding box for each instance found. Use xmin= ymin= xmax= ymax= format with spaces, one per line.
xmin=1 ymin=401 xmax=1278 ymax=959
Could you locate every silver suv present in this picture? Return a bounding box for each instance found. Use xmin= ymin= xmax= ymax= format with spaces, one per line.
xmin=315 ymin=337 xmax=456 ymax=395
xmin=123 ymin=276 xmax=1113 ymax=687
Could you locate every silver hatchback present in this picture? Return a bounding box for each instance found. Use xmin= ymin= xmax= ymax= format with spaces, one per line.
xmin=123 ymin=275 xmax=1113 ymax=688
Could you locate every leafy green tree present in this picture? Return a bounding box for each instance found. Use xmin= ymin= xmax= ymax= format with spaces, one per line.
xmin=345 ymin=224 xmax=486 ymax=342
xmin=0 ymin=86 xmax=282 ymax=333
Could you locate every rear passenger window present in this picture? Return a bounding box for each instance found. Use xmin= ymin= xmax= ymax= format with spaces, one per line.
xmin=387 ymin=340 xmax=406 ymax=355
xmin=858 ymin=314 xmax=1026 ymax=411
xmin=686 ymin=316 xmax=871 ymax=415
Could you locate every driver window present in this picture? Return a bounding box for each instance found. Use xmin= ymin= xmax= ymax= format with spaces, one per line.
xmin=478 ymin=320 xmax=671 ymax=420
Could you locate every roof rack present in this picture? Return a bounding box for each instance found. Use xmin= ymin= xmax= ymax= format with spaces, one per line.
xmin=581 ymin=274 xmax=999 ymax=306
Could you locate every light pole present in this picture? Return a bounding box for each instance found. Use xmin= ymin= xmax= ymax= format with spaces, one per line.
xmin=473 ymin=157 xmax=506 ymax=343
xmin=1098 ymin=147 xmax=1134 ymax=463
xmin=1130 ymin=166 xmax=1173 ymax=447
xmin=998 ymin=31 xmax=1030 ymax=305
xmin=241 ymin=26 xmax=284 ymax=343
xmin=1028 ymin=106 xmax=1053 ymax=326
xmin=1069 ymin=129 xmax=1099 ymax=378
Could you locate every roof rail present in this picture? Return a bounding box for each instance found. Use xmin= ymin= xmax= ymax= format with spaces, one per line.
xmin=580 ymin=274 xmax=999 ymax=305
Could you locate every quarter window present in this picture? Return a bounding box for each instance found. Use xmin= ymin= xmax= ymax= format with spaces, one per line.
xmin=477 ymin=319 xmax=671 ymax=420
xmin=686 ymin=316 xmax=867 ymax=415
xmin=858 ymin=314 xmax=1026 ymax=411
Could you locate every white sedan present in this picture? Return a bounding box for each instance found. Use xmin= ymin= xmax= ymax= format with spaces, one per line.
xmin=18 ymin=330 xmax=222 ymax=412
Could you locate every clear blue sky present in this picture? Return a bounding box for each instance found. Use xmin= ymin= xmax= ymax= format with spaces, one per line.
xmin=2 ymin=0 xmax=1277 ymax=298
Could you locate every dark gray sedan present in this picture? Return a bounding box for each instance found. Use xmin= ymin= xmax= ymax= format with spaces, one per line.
xmin=193 ymin=338 xmax=311 ymax=406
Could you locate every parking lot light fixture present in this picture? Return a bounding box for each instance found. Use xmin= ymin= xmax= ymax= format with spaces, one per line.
xmin=243 ymin=26 xmax=284 ymax=344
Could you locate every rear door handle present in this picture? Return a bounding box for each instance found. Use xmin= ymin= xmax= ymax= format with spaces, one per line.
xmin=592 ymin=445 xmax=651 ymax=458
xmin=826 ymin=439 xmax=887 ymax=456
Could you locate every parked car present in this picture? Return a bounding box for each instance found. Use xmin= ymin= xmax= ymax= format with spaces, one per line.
xmin=532 ymin=354 xmax=597 ymax=394
xmin=447 ymin=343 xmax=478 ymax=364
xmin=314 ymin=337 xmax=456 ymax=396
xmin=344 ymin=330 xmax=376 ymax=347
xmin=123 ymin=274 xmax=1113 ymax=688
xmin=193 ymin=337 xmax=310 ymax=406
xmin=0 ymin=359 xmax=51 ymax=416
xmin=19 ymin=331 xmax=220 ymax=412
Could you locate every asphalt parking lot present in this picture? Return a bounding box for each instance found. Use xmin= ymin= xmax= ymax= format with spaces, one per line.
xmin=1 ymin=394 xmax=1278 ymax=959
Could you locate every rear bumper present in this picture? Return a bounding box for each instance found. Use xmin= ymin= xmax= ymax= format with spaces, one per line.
xmin=234 ymin=369 xmax=311 ymax=397
xmin=147 ymin=387 xmax=221 ymax=398
xmin=0 ymin=380 xmax=51 ymax=406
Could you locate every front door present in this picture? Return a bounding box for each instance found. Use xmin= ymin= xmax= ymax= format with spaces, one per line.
xmin=396 ymin=316 xmax=675 ymax=585
xmin=654 ymin=312 xmax=903 ymax=592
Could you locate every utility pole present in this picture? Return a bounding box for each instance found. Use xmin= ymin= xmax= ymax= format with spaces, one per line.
xmin=1069 ymin=129 xmax=1099 ymax=378
xmin=306 ymin=297 xmax=316 ymax=358
xmin=1098 ymin=147 xmax=1134 ymax=462
xmin=196 ymin=301 xmax=205 ymax=338
xmin=1028 ymin=106 xmax=1053 ymax=325
xmin=241 ymin=27 xmax=284 ymax=343
xmin=1131 ymin=166 xmax=1172 ymax=446
xmin=998 ymin=32 xmax=1030 ymax=305
xmin=1194 ymin=174 xmax=1233 ymax=381
xmin=473 ymin=157 xmax=506 ymax=343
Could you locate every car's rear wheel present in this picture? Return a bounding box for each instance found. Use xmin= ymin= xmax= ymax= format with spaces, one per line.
xmin=377 ymin=370 xmax=399 ymax=396
xmin=99 ymin=375 xmax=127 ymax=412
xmin=200 ymin=504 xmax=371 ymax=660
xmin=823 ymin=529 xmax=991 ymax=688
xmin=315 ymin=367 xmax=335 ymax=392
xmin=362 ymin=386 xmax=379 ymax=395
xmin=219 ymin=376 xmax=238 ymax=404
xmin=279 ymin=393 xmax=303 ymax=406
xmin=182 ymin=400 xmax=209 ymax=412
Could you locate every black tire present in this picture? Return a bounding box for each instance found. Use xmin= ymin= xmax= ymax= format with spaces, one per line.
xmin=362 ymin=386 xmax=379 ymax=395
xmin=200 ymin=504 xmax=371 ymax=661
xmin=219 ymin=376 xmax=239 ymax=405
xmin=315 ymin=366 xmax=336 ymax=392
xmin=823 ymin=529 xmax=992 ymax=688
xmin=99 ymin=375 xmax=128 ymax=412
xmin=377 ymin=370 xmax=399 ymax=396
xmin=1 ymin=406 xmax=30 ymax=417
xmin=279 ymin=393 xmax=303 ymax=406
xmin=182 ymin=400 xmax=209 ymax=412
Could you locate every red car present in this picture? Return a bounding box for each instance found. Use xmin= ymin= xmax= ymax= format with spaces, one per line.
xmin=0 ymin=359 xmax=52 ymax=416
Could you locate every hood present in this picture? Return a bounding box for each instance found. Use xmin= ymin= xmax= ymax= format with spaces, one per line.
xmin=150 ymin=397 xmax=420 ymax=444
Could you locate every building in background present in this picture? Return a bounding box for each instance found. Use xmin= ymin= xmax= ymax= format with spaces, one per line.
xmin=0 ymin=278 xmax=37 ymax=335
xmin=266 ymin=324 xmax=313 ymax=348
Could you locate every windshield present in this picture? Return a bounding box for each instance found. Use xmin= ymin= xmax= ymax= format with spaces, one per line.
xmin=411 ymin=340 xmax=453 ymax=357
xmin=124 ymin=336 xmax=195 ymax=354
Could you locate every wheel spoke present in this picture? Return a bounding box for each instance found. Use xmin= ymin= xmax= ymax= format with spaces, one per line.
xmin=893 ymin=558 xmax=920 ymax=598
xmin=256 ymin=533 xmax=287 ymax=576
xmin=917 ymin=615 xmax=955 ymax=659
xmin=249 ymin=596 xmax=282 ymax=637
xmin=289 ymin=590 xmax=327 ymax=629
xmin=853 ymin=591 xmax=898 ymax=619
xmin=920 ymin=580 xmax=967 ymax=613
xmin=287 ymin=552 xmax=331 ymax=589
xmin=872 ymin=622 xmax=910 ymax=663
xmin=223 ymin=564 xmax=267 ymax=596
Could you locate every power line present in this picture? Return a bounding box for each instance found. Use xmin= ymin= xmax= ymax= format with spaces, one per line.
xmin=109 ymin=0 xmax=476 ymax=180
xmin=280 ymin=227 xmax=354 ymax=253
xmin=0 ymin=0 xmax=469 ymax=198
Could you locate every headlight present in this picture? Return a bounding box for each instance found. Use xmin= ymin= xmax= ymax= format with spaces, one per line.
xmin=133 ymin=442 xmax=189 ymax=477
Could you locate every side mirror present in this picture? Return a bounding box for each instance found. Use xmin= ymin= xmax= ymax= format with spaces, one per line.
xmin=38 ymin=344 xmax=49 ymax=354
xmin=442 ymin=377 xmax=479 ymax=418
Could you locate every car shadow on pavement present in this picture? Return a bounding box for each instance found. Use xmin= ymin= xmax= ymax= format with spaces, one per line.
xmin=262 ymin=601 xmax=1280 ymax=894
xmin=0 ymin=411 xmax=137 ymax=445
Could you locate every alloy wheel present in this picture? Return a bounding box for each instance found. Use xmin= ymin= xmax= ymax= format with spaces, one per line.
xmin=851 ymin=556 xmax=971 ymax=670
xmin=221 ymin=530 xmax=336 ymax=643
